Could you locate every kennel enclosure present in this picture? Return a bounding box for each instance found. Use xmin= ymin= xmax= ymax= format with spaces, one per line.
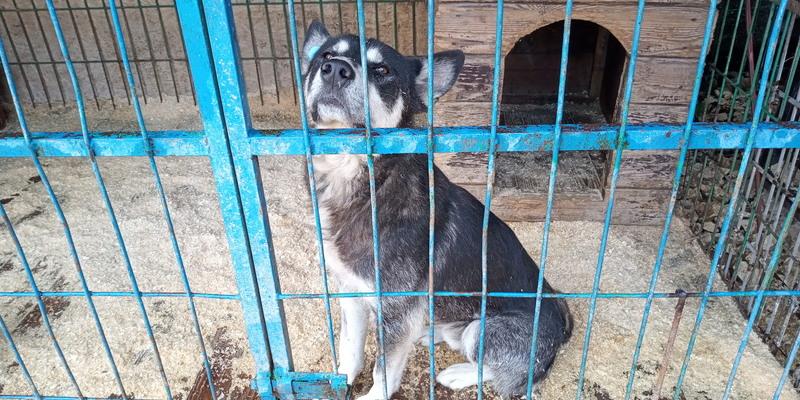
xmin=0 ymin=0 xmax=712 ymax=225
xmin=1 ymin=0 xmax=800 ymax=399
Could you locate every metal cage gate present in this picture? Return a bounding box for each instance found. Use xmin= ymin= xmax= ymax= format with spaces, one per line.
xmin=2 ymin=0 xmax=800 ymax=399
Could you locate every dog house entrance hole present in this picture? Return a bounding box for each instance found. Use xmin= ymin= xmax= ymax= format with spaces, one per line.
xmin=496 ymin=21 xmax=627 ymax=198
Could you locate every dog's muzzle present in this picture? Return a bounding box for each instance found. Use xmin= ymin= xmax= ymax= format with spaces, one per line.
xmin=320 ymin=59 xmax=354 ymax=88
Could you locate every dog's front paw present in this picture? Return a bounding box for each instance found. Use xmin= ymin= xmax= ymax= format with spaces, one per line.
xmin=354 ymin=385 xmax=389 ymax=400
xmin=337 ymin=360 xmax=363 ymax=385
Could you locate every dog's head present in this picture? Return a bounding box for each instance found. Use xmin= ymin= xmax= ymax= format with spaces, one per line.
xmin=302 ymin=20 xmax=464 ymax=129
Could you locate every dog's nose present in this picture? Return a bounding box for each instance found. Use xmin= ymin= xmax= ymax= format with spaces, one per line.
xmin=320 ymin=59 xmax=354 ymax=85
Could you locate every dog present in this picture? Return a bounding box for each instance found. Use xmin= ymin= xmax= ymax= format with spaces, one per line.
xmin=301 ymin=20 xmax=572 ymax=399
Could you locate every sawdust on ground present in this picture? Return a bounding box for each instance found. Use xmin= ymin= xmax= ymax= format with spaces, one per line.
xmin=0 ymin=153 xmax=796 ymax=399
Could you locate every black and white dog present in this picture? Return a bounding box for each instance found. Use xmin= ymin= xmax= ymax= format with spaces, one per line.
xmin=301 ymin=21 xmax=572 ymax=399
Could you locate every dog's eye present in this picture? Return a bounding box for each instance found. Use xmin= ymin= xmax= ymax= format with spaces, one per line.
xmin=322 ymin=52 xmax=333 ymax=60
xmin=374 ymin=64 xmax=390 ymax=75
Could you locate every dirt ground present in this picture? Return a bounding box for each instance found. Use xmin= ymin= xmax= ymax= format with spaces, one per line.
xmin=0 ymin=150 xmax=797 ymax=399
xmin=0 ymin=97 xmax=795 ymax=399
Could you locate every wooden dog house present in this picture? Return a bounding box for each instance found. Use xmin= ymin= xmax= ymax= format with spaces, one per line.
xmin=431 ymin=0 xmax=712 ymax=225
xmin=0 ymin=0 xmax=711 ymax=225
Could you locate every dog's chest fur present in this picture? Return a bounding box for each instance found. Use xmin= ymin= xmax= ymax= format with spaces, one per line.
xmin=313 ymin=151 xmax=427 ymax=299
xmin=313 ymin=154 xmax=373 ymax=294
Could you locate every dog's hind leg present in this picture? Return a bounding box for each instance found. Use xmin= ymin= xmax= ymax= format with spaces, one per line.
xmin=436 ymin=320 xmax=497 ymax=390
xmin=417 ymin=321 xmax=470 ymax=349
xmin=338 ymin=297 xmax=370 ymax=384
xmin=453 ymin=310 xmax=567 ymax=397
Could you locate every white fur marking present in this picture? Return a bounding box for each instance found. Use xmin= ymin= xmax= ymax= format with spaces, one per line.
xmin=461 ymin=320 xmax=481 ymax=361
xmin=333 ymin=39 xmax=349 ymax=53
xmin=366 ymin=47 xmax=383 ymax=63
xmin=337 ymin=297 xmax=369 ymax=384
xmin=316 ymin=104 xmax=349 ymax=126
xmin=305 ymin=69 xmax=323 ymax=117
xmin=368 ymin=84 xmax=404 ymax=128
xmin=437 ymin=363 xmax=495 ymax=390
xmin=313 ymin=155 xmax=364 ymax=196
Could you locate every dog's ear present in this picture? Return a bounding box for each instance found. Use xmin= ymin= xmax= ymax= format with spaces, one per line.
xmin=414 ymin=50 xmax=465 ymax=106
xmin=303 ymin=20 xmax=330 ymax=73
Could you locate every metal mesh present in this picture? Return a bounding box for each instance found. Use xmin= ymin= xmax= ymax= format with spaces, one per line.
xmin=1 ymin=0 xmax=800 ymax=398
xmin=0 ymin=0 xmax=424 ymax=111
xmin=679 ymin=0 xmax=800 ymax=388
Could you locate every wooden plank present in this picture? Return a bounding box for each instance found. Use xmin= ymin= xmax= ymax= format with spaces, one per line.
xmin=432 ymin=102 xmax=690 ymax=126
xmin=590 ymin=28 xmax=610 ymax=98
xmin=439 ymin=54 xmax=496 ymax=103
xmin=459 ymin=184 xmax=670 ymax=225
xmin=414 ymin=1 xmax=428 ymax=56
xmin=435 ymin=153 xmax=491 ymax=185
xmin=627 ymin=103 xmax=689 ymax=123
xmin=436 ymin=151 xmax=605 ymax=194
xmin=394 ymin=1 xmax=419 ymax=55
xmin=441 ymin=55 xmax=698 ymax=106
xmin=376 ymin=2 xmax=397 ymax=45
xmin=438 ymin=150 xmax=676 ymax=193
xmin=608 ymin=151 xmax=679 ymax=190
xmin=433 ymin=101 xmax=493 ymax=126
xmin=630 ymin=57 xmax=698 ymax=104
xmin=434 ymin=2 xmax=709 ymax=58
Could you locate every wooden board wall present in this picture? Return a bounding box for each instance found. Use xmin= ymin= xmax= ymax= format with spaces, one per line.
xmin=434 ymin=2 xmax=711 ymax=57
xmin=432 ymin=1 xmax=710 ymax=126
xmin=430 ymin=0 xmax=707 ymax=199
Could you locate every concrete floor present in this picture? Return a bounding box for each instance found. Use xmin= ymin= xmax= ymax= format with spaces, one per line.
xmin=0 ymin=153 xmax=797 ymax=399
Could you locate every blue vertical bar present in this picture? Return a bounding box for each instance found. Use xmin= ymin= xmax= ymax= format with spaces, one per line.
xmin=0 ymin=315 xmax=40 ymax=399
xmin=174 ymin=0 xmax=276 ymax=397
xmin=623 ymin=0 xmax=719 ymax=397
xmin=526 ymin=0 xmax=572 ymax=397
xmin=354 ymin=0 xmax=388 ymax=397
xmin=476 ymin=0 xmax=504 ymax=398
xmin=43 ymin=1 xmax=173 ymax=397
xmin=106 ymin=1 xmax=217 ymax=398
xmin=0 ymin=201 xmax=82 ymax=397
xmin=425 ymin=0 xmax=437 ymax=397
xmin=577 ymin=0 xmax=646 ymax=397
xmin=284 ymin=0 xmax=339 ymax=371
xmin=673 ymin=0 xmax=790 ymax=398
xmin=0 ymin=25 xmax=128 ymax=399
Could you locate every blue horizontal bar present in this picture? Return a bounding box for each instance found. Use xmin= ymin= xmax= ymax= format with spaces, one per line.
xmin=277 ymin=289 xmax=800 ymax=300
xmin=0 ymin=291 xmax=239 ymax=300
xmin=2 ymin=123 xmax=800 ymax=158
xmin=0 ymin=130 xmax=206 ymax=157
xmin=248 ymin=122 xmax=800 ymax=154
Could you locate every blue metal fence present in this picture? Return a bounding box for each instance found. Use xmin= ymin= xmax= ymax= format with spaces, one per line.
xmin=2 ymin=0 xmax=800 ymax=399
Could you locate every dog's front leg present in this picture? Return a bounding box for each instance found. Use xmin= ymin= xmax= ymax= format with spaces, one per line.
xmin=357 ymin=305 xmax=424 ymax=400
xmin=356 ymin=337 xmax=415 ymax=399
xmin=338 ymin=297 xmax=369 ymax=384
